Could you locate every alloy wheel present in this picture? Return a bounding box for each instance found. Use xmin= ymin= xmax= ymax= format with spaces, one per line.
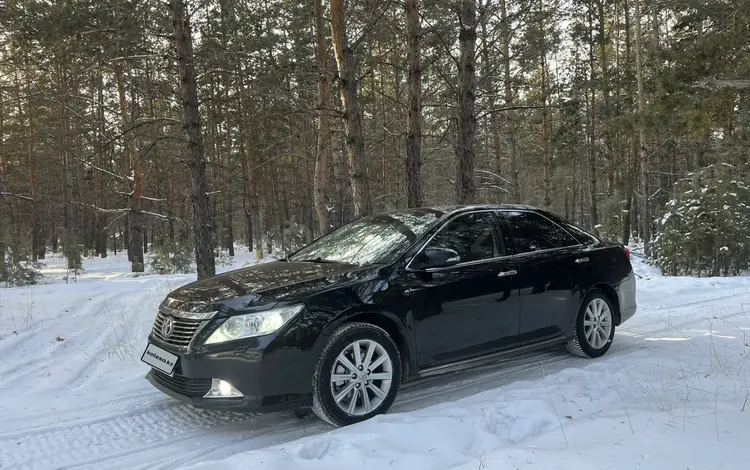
xmin=329 ymin=339 xmax=393 ymax=416
xmin=583 ymin=297 xmax=613 ymax=349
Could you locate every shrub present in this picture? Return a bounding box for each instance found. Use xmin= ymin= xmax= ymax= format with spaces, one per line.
xmin=651 ymin=163 xmax=750 ymax=276
xmin=2 ymin=248 xmax=43 ymax=287
xmin=149 ymin=240 xmax=194 ymax=274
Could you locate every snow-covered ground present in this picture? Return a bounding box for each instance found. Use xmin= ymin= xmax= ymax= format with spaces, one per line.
xmin=1 ymin=249 xmax=749 ymax=469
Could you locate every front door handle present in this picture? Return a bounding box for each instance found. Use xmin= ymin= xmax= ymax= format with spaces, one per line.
xmin=497 ymin=269 xmax=517 ymax=277
xmin=575 ymin=257 xmax=590 ymax=264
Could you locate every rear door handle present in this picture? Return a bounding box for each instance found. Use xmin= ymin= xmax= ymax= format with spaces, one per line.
xmin=497 ymin=269 xmax=517 ymax=277
xmin=575 ymin=257 xmax=590 ymax=264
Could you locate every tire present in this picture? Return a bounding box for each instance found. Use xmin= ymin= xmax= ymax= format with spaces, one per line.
xmin=566 ymin=290 xmax=616 ymax=358
xmin=312 ymin=322 xmax=401 ymax=427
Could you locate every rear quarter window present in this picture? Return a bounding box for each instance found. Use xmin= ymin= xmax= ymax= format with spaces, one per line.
xmin=537 ymin=211 xmax=602 ymax=246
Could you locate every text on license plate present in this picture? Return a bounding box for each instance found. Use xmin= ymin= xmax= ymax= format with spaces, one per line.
xmin=141 ymin=342 xmax=178 ymax=375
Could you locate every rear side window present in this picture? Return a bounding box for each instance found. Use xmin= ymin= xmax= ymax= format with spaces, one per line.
xmin=498 ymin=211 xmax=579 ymax=254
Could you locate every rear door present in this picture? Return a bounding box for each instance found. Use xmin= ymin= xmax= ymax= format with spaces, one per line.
xmin=496 ymin=210 xmax=595 ymax=343
xmin=403 ymin=211 xmax=521 ymax=368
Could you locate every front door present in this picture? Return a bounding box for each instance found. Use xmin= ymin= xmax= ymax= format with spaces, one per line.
xmin=403 ymin=211 xmax=521 ymax=368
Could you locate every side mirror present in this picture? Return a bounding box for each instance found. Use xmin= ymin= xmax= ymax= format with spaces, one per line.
xmin=412 ymin=247 xmax=461 ymax=270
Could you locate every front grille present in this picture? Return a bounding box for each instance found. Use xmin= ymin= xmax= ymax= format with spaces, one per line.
xmin=151 ymin=310 xmax=203 ymax=348
xmin=150 ymin=369 xmax=211 ymax=397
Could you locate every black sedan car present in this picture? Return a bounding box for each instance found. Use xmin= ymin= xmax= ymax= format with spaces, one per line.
xmin=141 ymin=204 xmax=636 ymax=426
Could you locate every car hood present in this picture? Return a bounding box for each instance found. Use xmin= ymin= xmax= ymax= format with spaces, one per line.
xmin=164 ymin=260 xmax=367 ymax=311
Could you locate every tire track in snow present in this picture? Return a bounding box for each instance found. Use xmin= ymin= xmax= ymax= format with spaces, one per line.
xmin=0 ymin=400 xmax=256 ymax=469
xmin=0 ymin=287 xmax=150 ymax=391
xmin=0 ymin=348 xmax=575 ymax=470
xmin=2 ymin=287 xmax=749 ymax=469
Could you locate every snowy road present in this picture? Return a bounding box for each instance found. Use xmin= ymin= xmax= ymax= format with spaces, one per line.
xmin=1 ymin=252 xmax=749 ymax=469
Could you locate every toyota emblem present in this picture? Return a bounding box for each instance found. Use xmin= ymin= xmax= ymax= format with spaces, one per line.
xmin=161 ymin=317 xmax=175 ymax=337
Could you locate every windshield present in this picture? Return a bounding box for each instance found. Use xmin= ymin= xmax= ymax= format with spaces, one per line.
xmin=288 ymin=209 xmax=444 ymax=266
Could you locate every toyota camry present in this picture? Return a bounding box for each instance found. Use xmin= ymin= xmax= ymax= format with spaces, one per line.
xmin=140 ymin=204 xmax=636 ymax=426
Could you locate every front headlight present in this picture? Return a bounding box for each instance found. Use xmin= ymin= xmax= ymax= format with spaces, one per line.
xmin=204 ymin=305 xmax=304 ymax=344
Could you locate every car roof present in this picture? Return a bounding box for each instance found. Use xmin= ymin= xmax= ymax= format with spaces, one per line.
xmin=411 ymin=204 xmax=541 ymax=217
xmin=441 ymin=203 xmax=538 ymax=213
xmin=374 ymin=204 xmax=542 ymax=219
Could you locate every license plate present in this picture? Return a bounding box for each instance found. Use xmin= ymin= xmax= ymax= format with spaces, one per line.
xmin=141 ymin=342 xmax=178 ymax=375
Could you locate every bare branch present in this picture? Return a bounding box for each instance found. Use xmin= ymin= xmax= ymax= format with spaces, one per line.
xmin=114 ymin=190 xmax=167 ymax=202
xmin=693 ymin=78 xmax=750 ymax=89
xmin=141 ymin=210 xmax=172 ymax=220
xmin=0 ymin=92 xmax=44 ymax=107
xmin=77 ymin=158 xmax=128 ymax=182
xmin=101 ymin=212 xmax=129 ymax=231
xmin=73 ymin=202 xmax=130 ymax=214
xmin=111 ymin=54 xmax=161 ymax=62
xmin=475 ymin=169 xmax=511 ymax=185
xmin=479 ymin=104 xmax=559 ymax=119
xmin=0 ymin=192 xmax=34 ymax=201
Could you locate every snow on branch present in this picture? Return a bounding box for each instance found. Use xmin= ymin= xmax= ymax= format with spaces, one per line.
xmin=73 ymin=202 xmax=129 ymax=214
xmin=114 ymin=190 xmax=167 ymax=202
xmin=74 ymin=203 xmax=179 ymax=222
xmin=141 ymin=210 xmax=172 ymax=220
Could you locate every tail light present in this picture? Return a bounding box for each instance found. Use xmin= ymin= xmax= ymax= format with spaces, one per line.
xmin=623 ymin=246 xmax=631 ymax=262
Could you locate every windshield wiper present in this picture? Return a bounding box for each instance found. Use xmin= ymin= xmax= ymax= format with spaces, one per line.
xmin=295 ymin=257 xmax=339 ymax=264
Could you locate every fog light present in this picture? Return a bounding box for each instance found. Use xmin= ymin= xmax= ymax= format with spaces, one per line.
xmin=204 ymin=379 xmax=244 ymax=398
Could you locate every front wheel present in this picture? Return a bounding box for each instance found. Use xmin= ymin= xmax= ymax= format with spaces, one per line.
xmin=566 ymin=291 xmax=616 ymax=358
xmin=312 ymin=322 xmax=401 ymax=427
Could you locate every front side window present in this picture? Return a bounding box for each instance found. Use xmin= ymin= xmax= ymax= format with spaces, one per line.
xmin=418 ymin=212 xmax=499 ymax=268
xmin=499 ymin=211 xmax=578 ymax=254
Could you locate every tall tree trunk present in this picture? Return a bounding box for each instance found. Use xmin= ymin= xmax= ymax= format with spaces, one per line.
xmin=0 ymin=89 xmax=5 ymax=282
xmin=405 ymin=0 xmax=423 ymax=207
xmin=479 ymin=5 xmax=504 ymax=203
xmin=598 ymin=0 xmax=613 ymax=195
xmin=240 ymin=133 xmax=253 ymax=251
xmin=237 ymin=63 xmax=260 ymax=254
xmin=500 ymin=0 xmax=520 ymax=203
xmin=455 ymin=0 xmax=477 ymax=204
xmin=113 ymin=61 xmax=144 ymax=272
xmin=634 ymin=0 xmax=649 ymax=254
xmin=26 ymin=87 xmax=42 ymax=261
xmin=172 ymin=0 xmax=216 ymax=280
xmin=314 ymin=0 xmax=333 ymax=232
xmin=587 ymin=1 xmax=599 ymax=230
xmin=219 ymin=0 xmax=235 ymax=257
xmin=651 ymin=3 xmax=668 ymax=209
xmin=95 ymin=68 xmax=107 ymax=258
xmin=621 ymin=0 xmax=634 ymax=245
xmin=330 ymin=0 xmax=372 ymax=217
xmin=58 ymin=62 xmax=80 ymax=272
xmin=539 ymin=0 xmax=552 ymax=209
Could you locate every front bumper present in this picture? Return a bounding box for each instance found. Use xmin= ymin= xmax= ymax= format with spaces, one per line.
xmin=143 ymin=332 xmax=317 ymax=412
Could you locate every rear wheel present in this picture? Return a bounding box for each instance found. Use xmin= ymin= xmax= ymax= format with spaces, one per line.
xmin=312 ymin=322 xmax=401 ymax=427
xmin=566 ymin=291 xmax=616 ymax=358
